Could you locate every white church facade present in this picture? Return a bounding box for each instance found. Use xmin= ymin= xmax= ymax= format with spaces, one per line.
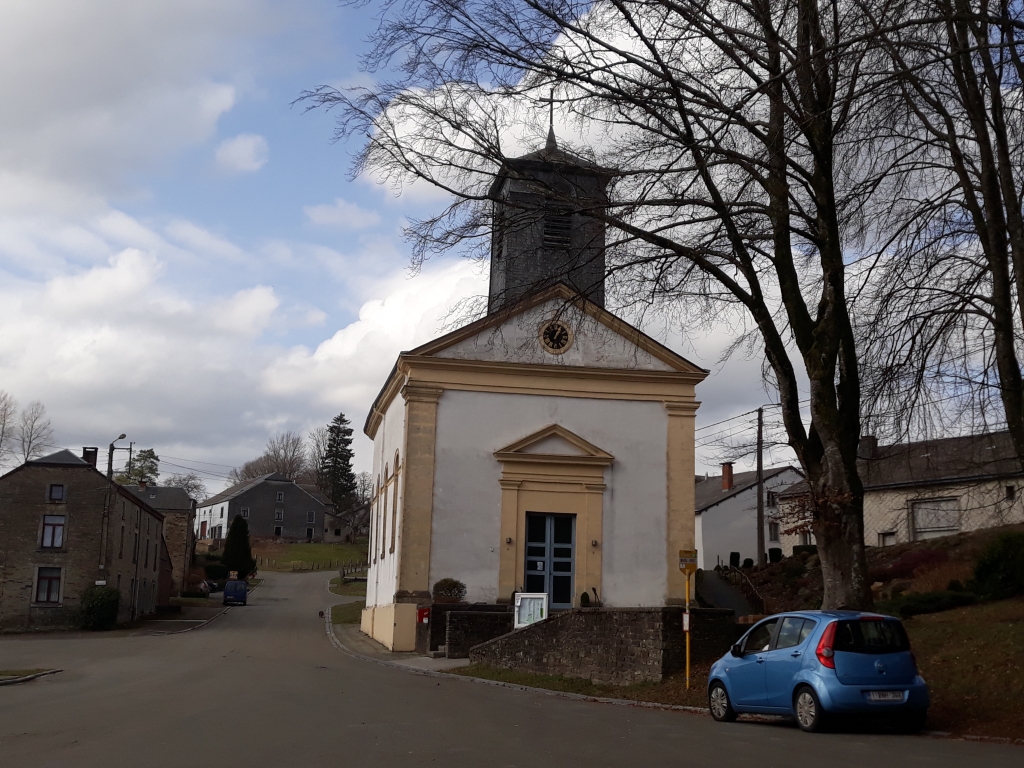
xmin=360 ymin=133 xmax=708 ymax=651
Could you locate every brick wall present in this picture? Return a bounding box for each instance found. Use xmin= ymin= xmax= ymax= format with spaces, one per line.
xmin=162 ymin=510 xmax=193 ymax=596
xmin=469 ymin=607 xmax=741 ymax=686
xmin=425 ymin=603 xmax=509 ymax=652
xmin=445 ymin=610 xmax=513 ymax=658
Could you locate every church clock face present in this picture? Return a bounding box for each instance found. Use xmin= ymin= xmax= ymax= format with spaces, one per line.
xmin=540 ymin=320 xmax=573 ymax=354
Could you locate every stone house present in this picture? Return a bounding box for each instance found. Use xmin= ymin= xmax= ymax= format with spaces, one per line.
xmin=695 ymin=463 xmax=805 ymax=569
xmin=0 ymin=449 xmax=168 ymax=632
xmin=776 ymin=431 xmax=1024 ymax=552
xmin=124 ymin=482 xmax=195 ymax=596
xmin=195 ymin=473 xmax=334 ymax=542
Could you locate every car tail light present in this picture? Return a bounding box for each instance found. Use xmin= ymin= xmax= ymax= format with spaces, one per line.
xmin=816 ymin=621 xmax=837 ymax=669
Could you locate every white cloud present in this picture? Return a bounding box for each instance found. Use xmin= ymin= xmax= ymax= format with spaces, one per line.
xmin=215 ymin=133 xmax=269 ymax=173
xmin=304 ymin=198 xmax=382 ymax=229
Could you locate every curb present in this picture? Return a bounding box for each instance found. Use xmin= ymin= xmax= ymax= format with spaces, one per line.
xmin=322 ymin=607 xmax=706 ymax=715
xmin=0 ymin=669 xmax=62 ymax=687
xmin=147 ymin=607 xmax=230 ymax=636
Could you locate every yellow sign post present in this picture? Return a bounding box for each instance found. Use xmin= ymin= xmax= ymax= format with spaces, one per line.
xmin=679 ymin=550 xmax=698 ymax=689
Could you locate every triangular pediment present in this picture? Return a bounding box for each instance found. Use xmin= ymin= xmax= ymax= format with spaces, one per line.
xmin=495 ymin=424 xmax=614 ymax=465
xmin=408 ymin=283 xmax=707 ymax=375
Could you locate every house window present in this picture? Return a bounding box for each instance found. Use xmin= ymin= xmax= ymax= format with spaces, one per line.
xmin=307 ymin=510 xmax=315 ymax=524
xmin=768 ymin=522 xmax=780 ymax=543
xmin=48 ymin=484 xmax=66 ymax=502
xmin=878 ymin=531 xmax=897 ymax=547
xmin=1006 ymin=485 xmax=1016 ymax=501
xmin=306 ymin=527 xmax=314 ymax=540
xmin=241 ymin=508 xmax=249 ymax=519
xmin=911 ymin=498 xmax=960 ymax=540
xmin=220 ymin=506 xmax=224 ymax=519
xmin=275 ymin=509 xmax=284 ymax=522
xmin=274 ymin=525 xmax=282 ymax=537
xmin=334 ymin=528 xmax=341 ymax=537
xmin=133 ymin=533 xmax=139 ymax=563
xmin=766 ymin=491 xmax=778 ymax=508
xmin=799 ymin=532 xmax=813 ymax=546
xmin=144 ymin=541 xmax=149 ymax=568
xmin=35 ymin=567 xmax=61 ymax=603
xmin=119 ymin=526 xmax=125 ymax=558
xmin=41 ymin=515 xmax=65 ymax=548
xmin=276 ymin=491 xmax=284 ymax=502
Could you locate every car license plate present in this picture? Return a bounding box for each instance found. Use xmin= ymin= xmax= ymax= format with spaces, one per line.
xmin=867 ymin=691 xmax=904 ymax=702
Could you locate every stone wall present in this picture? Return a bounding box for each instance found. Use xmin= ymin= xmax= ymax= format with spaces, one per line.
xmin=424 ymin=603 xmax=509 ymax=653
xmin=469 ymin=607 xmax=740 ymax=686
xmin=445 ymin=611 xmax=513 ymax=658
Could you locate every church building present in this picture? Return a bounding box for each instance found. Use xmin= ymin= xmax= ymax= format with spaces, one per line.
xmin=361 ymin=132 xmax=708 ymax=651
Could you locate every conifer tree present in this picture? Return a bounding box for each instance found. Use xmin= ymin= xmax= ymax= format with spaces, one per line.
xmin=325 ymin=412 xmax=357 ymax=508
xmin=222 ymin=515 xmax=256 ymax=579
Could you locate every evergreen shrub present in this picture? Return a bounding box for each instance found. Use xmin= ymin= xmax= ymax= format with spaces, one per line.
xmin=221 ymin=515 xmax=256 ymax=579
xmin=970 ymin=532 xmax=1024 ymax=600
xmin=432 ymin=577 xmax=467 ymax=603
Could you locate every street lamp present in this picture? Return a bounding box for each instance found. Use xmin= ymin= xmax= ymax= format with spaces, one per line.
xmin=107 ymin=433 xmax=126 ymax=480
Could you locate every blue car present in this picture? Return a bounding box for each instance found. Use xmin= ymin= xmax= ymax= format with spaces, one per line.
xmin=222 ymin=579 xmax=248 ymax=606
xmin=708 ymin=611 xmax=929 ymax=732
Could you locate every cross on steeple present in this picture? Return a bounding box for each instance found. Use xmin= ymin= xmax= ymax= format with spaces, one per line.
xmin=540 ymin=87 xmax=558 ymax=150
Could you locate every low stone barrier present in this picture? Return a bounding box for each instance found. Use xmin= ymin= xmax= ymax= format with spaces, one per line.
xmin=445 ymin=611 xmax=513 ymax=658
xmin=469 ymin=607 xmax=740 ymax=686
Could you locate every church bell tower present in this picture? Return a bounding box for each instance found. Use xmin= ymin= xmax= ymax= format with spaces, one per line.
xmin=487 ymin=129 xmax=611 ymax=313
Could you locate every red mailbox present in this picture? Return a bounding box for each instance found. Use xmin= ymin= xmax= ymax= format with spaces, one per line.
xmin=417 ymin=607 xmax=430 ymax=624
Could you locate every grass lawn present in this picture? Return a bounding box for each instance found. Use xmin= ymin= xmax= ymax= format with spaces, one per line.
xmin=451 ymin=597 xmax=1024 ymax=739
xmin=904 ymin=596 xmax=1024 ymax=738
xmin=253 ymin=540 xmax=368 ymax=571
xmin=331 ymin=601 xmax=365 ymax=624
xmin=0 ymin=669 xmax=47 ymax=678
xmin=329 ymin=576 xmax=366 ymax=597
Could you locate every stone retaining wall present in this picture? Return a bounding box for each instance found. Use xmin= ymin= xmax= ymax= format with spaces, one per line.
xmin=445 ymin=611 xmax=513 ymax=658
xmin=469 ymin=607 xmax=740 ymax=686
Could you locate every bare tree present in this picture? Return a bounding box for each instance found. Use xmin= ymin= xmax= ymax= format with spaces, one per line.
xmin=0 ymin=391 xmax=17 ymax=466
xmin=858 ymin=1 xmax=1024 ymax=451
xmin=229 ymin=431 xmax=309 ymax=484
xmin=165 ymin=472 xmax=209 ymax=502
xmin=356 ymin=471 xmax=373 ymax=505
xmin=307 ymin=426 xmax=330 ymax=494
xmin=303 ymin=0 xmax=916 ymax=608
xmin=16 ymin=401 xmax=54 ymax=463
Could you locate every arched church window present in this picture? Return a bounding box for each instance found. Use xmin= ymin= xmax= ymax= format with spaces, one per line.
xmin=390 ymin=453 xmax=400 ymax=553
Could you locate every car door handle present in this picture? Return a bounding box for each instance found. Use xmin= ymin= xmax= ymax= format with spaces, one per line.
xmin=791 ymin=652 xmax=802 ymax=658
xmin=756 ymin=656 xmax=766 ymax=664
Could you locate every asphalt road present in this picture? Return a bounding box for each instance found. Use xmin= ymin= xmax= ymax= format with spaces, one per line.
xmin=0 ymin=571 xmax=1019 ymax=768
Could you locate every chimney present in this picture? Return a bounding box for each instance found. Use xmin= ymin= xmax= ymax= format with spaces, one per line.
xmin=858 ymin=435 xmax=878 ymax=459
xmin=82 ymin=447 xmax=98 ymax=467
xmin=139 ymin=480 xmax=147 ymax=490
xmin=721 ymin=462 xmax=734 ymax=491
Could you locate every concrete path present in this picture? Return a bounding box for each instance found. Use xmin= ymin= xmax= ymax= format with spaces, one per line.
xmin=0 ymin=571 xmax=1018 ymax=767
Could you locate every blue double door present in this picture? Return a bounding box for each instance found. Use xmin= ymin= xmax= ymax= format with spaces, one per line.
xmin=524 ymin=513 xmax=575 ymax=610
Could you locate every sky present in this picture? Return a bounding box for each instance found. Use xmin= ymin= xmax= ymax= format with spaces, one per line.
xmin=0 ymin=1 xmax=795 ymax=492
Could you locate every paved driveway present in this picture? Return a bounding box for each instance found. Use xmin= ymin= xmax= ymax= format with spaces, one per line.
xmin=0 ymin=572 xmax=1018 ymax=767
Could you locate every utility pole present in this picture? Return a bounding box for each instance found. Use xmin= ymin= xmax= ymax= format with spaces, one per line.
xmin=756 ymin=407 xmax=766 ymax=569
xmin=126 ymin=441 xmax=135 ymax=481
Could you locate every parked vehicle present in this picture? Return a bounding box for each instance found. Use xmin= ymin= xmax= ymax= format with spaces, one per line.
xmin=222 ymin=579 xmax=248 ymax=606
xmin=707 ymin=611 xmax=929 ymax=732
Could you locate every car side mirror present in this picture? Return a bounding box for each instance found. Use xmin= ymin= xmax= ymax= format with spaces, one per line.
xmin=731 ymin=644 xmax=743 ymax=657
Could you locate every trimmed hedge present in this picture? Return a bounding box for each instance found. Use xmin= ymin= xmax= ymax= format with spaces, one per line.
xmin=79 ymin=586 xmax=121 ymax=630
xmin=877 ymin=590 xmax=977 ymax=618
xmin=432 ymin=577 xmax=467 ymax=602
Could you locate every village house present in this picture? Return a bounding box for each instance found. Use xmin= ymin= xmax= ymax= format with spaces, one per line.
xmin=123 ymin=482 xmax=195 ymax=596
xmin=695 ymin=463 xmax=805 ymax=569
xmin=0 ymin=449 xmax=169 ymax=632
xmin=776 ymin=431 xmax=1024 ymax=553
xmin=360 ymin=132 xmax=708 ymax=652
xmin=195 ymin=473 xmax=334 ymax=542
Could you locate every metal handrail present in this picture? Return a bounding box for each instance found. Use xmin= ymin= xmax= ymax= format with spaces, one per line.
xmin=726 ymin=566 xmax=769 ymax=615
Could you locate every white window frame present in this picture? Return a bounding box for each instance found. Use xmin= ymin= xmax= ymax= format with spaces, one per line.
xmin=241 ymin=507 xmax=249 ymax=519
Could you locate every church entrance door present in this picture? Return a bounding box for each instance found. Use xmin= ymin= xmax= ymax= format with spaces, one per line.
xmin=524 ymin=513 xmax=575 ymax=610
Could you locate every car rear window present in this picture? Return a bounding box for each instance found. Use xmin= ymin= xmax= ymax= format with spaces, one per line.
xmin=832 ymin=619 xmax=909 ymax=654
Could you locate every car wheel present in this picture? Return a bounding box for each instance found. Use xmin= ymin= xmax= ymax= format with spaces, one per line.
xmin=794 ymin=686 xmax=828 ymax=733
xmin=708 ymin=681 xmax=738 ymax=722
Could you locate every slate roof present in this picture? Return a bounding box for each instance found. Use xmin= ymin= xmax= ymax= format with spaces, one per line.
xmin=26 ymin=449 xmax=90 ymax=466
xmin=199 ymin=473 xmax=334 ymax=510
xmin=695 ymin=466 xmax=802 ymax=513
xmin=778 ymin=430 xmax=1024 ymax=498
xmin=297 ymin=484 xmax=333 ymax=507
xmin=123 ymin=485 xmax=194 ymax=512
